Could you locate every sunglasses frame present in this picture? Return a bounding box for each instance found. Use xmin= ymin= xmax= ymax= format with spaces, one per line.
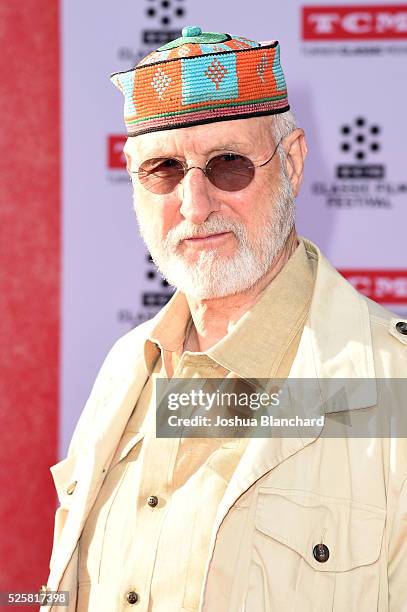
xmin=128 ymin=137 xmax=284 ymax=194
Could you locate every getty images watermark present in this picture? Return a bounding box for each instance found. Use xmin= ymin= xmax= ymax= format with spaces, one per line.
xmin=155 ymin=378 xmax=328 ymax=438
xmin=165 ymin=388 xmax=324 ymax=429
xmin=155 ymin=378 xmax=407 ymax=438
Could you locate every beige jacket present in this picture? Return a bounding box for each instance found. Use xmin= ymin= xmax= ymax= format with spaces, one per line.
xmin=42 ymin=240 xmax=407 ymax=612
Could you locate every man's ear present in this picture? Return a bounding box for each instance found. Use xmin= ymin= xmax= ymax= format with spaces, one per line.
xmin=281 ymin=129 xmax=308 ymax=197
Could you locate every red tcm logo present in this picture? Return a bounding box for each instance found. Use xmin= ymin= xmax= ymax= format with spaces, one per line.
xmin=340 ymin=270 xmax=407 ymax=305
xmin=108 ymin=135 xmax=127 ymax=169
xmin=303 ymin=5 xmax=407 ymax=40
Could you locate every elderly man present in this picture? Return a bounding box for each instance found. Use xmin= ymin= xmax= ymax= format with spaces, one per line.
xmin=43 ymin=26 xmax=407 ymax=612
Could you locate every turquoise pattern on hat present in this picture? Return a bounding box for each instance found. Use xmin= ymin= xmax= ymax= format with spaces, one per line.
xmin=181 ymin=54 xmax=238 ymax=105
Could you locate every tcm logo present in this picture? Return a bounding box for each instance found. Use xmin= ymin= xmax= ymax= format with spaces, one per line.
xmin=340 ymin=270 xmax=407 ymax=304
xmin=303 ymin=5 xmax=407 ymax=40
xmin=108 ymin=135 xmax=126 ymax=169
xmin=337 ymin=116 xmax=385 ymax=180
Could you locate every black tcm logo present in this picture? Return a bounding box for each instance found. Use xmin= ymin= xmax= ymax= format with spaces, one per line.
xmin=337 ymin=117 xmax=385 ymax=180
xmin=143 ymin=254 xmax=174 ymax=308
xmin=144 ymin=0 xmax=186 ymax=45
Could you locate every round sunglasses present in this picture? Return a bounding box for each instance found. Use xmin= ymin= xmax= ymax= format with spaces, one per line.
xmin=128 ymin=137 xmax=283 ymax=195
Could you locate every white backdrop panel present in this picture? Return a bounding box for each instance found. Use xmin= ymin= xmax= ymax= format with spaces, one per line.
xmin=61 ymin=0 xmax=407 ymax=456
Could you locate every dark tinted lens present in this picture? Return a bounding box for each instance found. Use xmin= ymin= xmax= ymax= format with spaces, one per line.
xmin=207 ymin=154 xmax=255 ymax=191
xmin=138 ymin=158 xmax=184 ymax=194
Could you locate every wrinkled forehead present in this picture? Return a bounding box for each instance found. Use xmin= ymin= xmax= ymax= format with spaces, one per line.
xmin=124 ymin=115 xmax=274 ymax=160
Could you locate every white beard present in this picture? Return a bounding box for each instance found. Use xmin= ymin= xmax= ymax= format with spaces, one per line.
xmin=133 ymin=167 xmax=295 ymax=299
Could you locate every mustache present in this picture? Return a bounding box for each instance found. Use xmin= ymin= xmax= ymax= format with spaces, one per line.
xmin=165 ymin=217 xmax=245 ymax=248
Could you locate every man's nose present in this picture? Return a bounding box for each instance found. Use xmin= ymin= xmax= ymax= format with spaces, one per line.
xmin=178 ymin=167 xmax=220 ymax=224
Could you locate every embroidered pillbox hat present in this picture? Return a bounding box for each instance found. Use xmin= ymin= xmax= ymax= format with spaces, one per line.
xmin=110 ymin=25 xmax=290 ymax=137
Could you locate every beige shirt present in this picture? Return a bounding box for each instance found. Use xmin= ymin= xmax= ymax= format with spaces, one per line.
xmin=76 ymin=241 xmax=316 ymax=612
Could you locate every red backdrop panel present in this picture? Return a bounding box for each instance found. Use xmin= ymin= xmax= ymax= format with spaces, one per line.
xmin=0 ymin=0 xmax=60 ymax=603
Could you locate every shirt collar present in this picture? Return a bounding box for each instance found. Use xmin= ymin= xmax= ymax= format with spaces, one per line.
xmin=144 ymin=240 xmax=315 ymax=377
xmin=206 ymin=240 xmax=315 ymax=378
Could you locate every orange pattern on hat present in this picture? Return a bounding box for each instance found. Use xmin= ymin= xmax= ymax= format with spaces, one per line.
xmin=134 ymin=62 xmax=183 ymax=119
xmin=236 ymin=47 xmax=279 ymax=102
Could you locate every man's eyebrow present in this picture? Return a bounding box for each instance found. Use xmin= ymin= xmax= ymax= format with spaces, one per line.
xmin=139 ymin=142 xmax=251 ymax=159
xmin=206 ymin=142 xmax=251 ymax=154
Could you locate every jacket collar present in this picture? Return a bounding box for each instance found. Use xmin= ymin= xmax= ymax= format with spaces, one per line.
xmin=291 ymin=239 xmax=377 ymax=412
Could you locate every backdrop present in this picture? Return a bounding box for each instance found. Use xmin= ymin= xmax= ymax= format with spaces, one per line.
xmin=1 ymin=0 xmax=406 ymax=602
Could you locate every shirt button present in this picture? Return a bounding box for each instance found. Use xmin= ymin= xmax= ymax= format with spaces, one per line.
xmin=396 ymin=321 xmax=407 ymax=335
xmin=147 ymin=495 xmax=159 ymax=507
xmin=313 ymin=543 xmax=329 ymax=563
xmin=126 ymin=591 xmax=139 ymax=605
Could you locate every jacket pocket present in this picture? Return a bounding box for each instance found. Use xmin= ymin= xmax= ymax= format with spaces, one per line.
xmin=246 ymin=488 xmax=386 ymax=612
xmin=78 ymin=432 xmax=145 ymax=586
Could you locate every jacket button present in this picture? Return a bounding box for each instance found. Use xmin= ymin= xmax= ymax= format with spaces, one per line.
xmin=313 ymin=543 xmax=329 ymax=563
xmin=66 ymin=481 xmax=77 ymax=495
xmin=147 ymin=495 xmax=158 ymax=507
xmin=396 ymin=321 xmax=407 ymax=335
xmin=126 ymin=591 xmax=139 ymax=605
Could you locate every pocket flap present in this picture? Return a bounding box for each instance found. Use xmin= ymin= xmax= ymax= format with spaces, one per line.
xmin=255 ymin=488 xmax=386 ymax=572
xmin=107 ymin=431 xmax=145 ymax=473
xmin=116 ymin=431 xmax=144 ymax=462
